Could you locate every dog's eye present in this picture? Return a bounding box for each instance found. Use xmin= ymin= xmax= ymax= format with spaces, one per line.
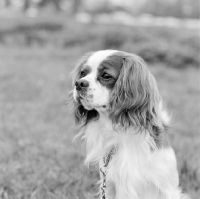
xmin=102 ymin=72 xmax=112 ymax=80
xmin=80 ymin=71 xmax=86 ymax=78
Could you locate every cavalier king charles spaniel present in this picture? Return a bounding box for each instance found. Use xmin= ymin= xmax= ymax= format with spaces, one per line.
xmin=69 ymin=50 xmax=189 ymax=199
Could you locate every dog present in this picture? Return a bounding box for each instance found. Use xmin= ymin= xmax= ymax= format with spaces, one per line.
xmin=69 ymin=50 xmax=189 ymax=199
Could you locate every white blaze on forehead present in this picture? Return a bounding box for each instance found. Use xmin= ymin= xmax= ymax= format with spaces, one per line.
xmin=86 ymin=50 xmax=118 ymax=74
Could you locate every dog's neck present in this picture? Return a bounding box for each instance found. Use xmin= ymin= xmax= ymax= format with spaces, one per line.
xmin=84 ymin=111 xmax=157 ymax=166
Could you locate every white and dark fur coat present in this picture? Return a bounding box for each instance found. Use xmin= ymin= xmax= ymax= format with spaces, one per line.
xmin=69 ymin=50 xmax=189 ymax=199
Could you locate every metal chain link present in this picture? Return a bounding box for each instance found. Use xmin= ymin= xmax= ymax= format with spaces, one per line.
xmin=100 ymin=148 xmax=116 ymax=199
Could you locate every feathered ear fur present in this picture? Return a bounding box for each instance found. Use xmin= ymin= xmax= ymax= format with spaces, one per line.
xmin=68 ymin=52 xmax=99 ymax=126
xmin=109 ymin=52 xmax=167 ymax=143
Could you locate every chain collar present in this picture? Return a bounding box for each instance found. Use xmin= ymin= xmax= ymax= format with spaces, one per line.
xmin=100 ymin=147 xmax=116 ymax=199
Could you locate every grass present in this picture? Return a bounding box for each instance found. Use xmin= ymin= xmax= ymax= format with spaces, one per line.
xmin=0 ymin=16 xmax=199 ymax=199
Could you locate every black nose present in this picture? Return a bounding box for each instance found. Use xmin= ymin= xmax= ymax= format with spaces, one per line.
xmin=75 ymin=80 xmax=89 ymax=91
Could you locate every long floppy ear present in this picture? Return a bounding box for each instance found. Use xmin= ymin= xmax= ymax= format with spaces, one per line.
xmin=68 ymin=52 xmax=99 ymax=125
xmin=109 ymin=53 xmax=165 ymax=139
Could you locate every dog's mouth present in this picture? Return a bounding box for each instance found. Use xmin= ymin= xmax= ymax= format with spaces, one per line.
xmin=75 ymin=90 xmax=108 ymax=111
xmin=78 ymin=96 xmax=107 ymax=111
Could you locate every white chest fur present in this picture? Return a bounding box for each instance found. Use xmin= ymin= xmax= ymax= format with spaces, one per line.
xmin=83 ymin=115 xmax=182 ymax=199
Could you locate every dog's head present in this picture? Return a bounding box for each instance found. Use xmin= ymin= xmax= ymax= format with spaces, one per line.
xmin=70 ymin=50 xmax=168 ymax=138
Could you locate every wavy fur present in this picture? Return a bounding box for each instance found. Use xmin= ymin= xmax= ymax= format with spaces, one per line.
xmin=109 ymin=53 xmax=166 ymax=146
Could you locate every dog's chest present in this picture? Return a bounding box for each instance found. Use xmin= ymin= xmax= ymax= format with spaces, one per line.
xmin=101 ymin=133 xmax=159 ymax=198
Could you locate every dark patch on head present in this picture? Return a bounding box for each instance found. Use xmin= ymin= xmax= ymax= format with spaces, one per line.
xmin=97 ymin=53 xmax=124 ymax=89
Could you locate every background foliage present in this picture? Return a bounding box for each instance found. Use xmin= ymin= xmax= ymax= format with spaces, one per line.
xmin=2 ymin=0 xmax=200 ymax=18
xmin=0 ymin=15 xmax=199 ymax=199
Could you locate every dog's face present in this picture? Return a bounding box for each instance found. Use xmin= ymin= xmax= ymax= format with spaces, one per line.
xmin=71 ymin=50 xmax=164 ymax=135
xmin=73 ymin=50 xmax=122 ymax=111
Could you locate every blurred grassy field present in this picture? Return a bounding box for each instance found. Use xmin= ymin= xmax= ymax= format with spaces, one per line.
xmin=0 ymin=16 xmax=199 ymax=199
